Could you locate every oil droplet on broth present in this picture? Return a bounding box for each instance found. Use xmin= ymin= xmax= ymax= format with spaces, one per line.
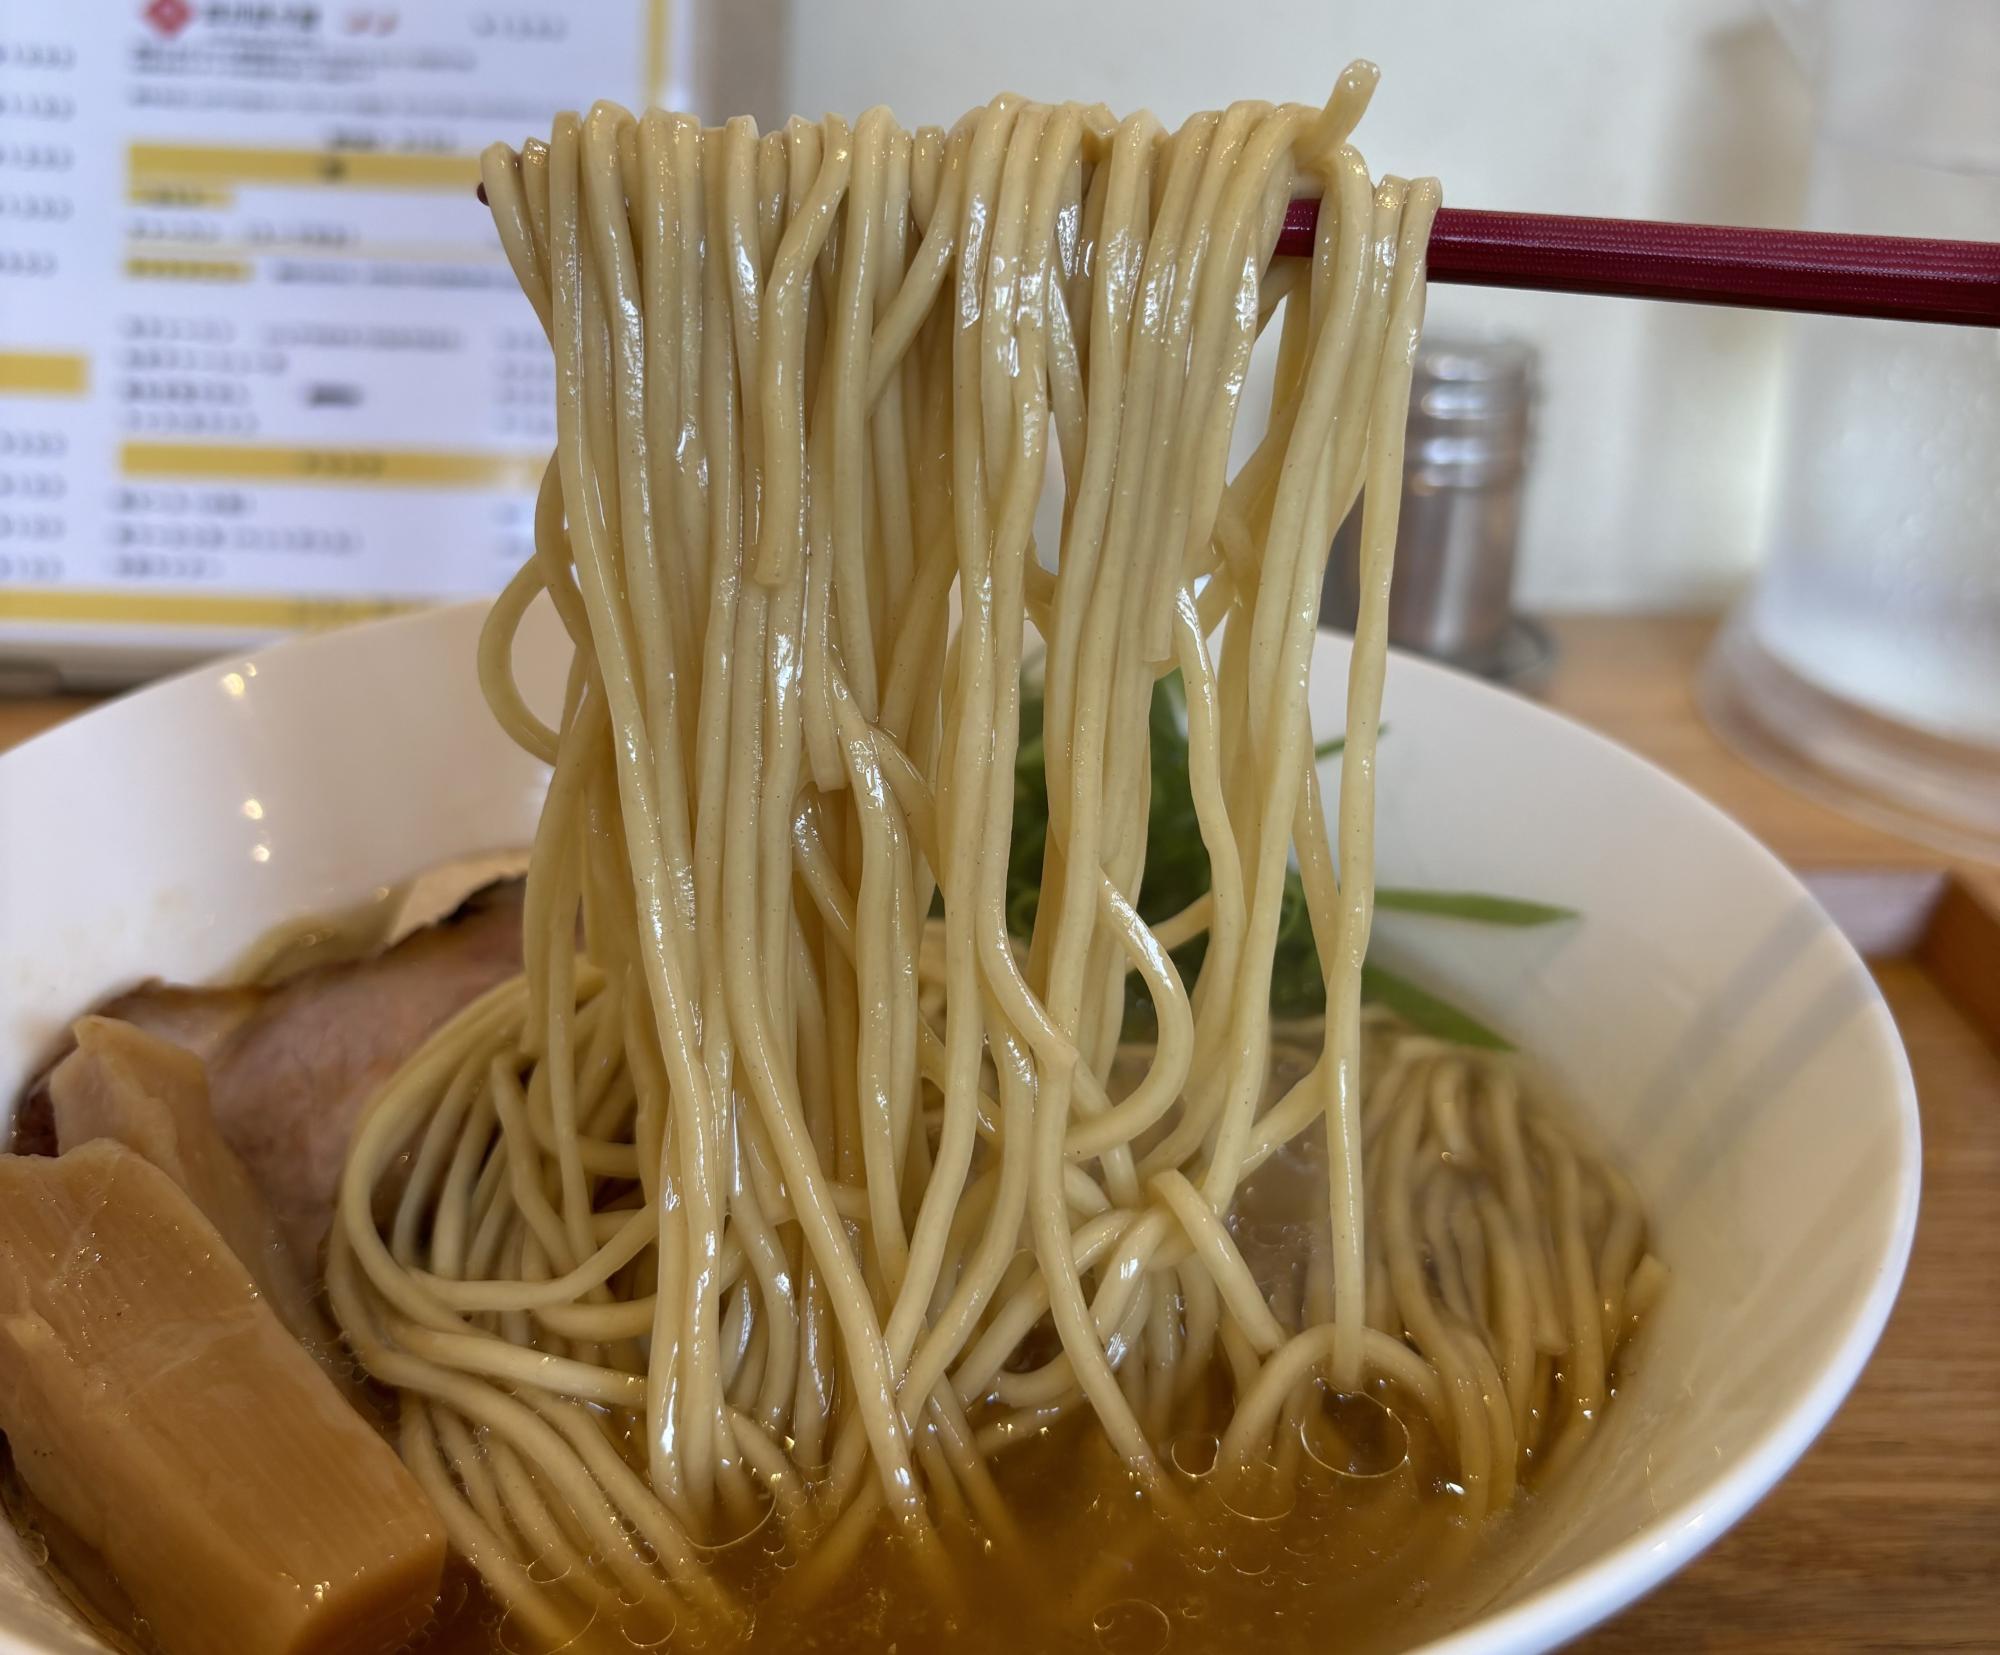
xmin=693 ymin=1496 xmax=776 ymax=1559
xmin=1216 ymin=1466 xmax=1298 ymax=1524
xmin=1092 ymin=1598 xmax=1171 ymax=1655
xmin=1222 ymin=1523 xmax=1277 ymax=1579
xmin=523 ymin=1552 xmax=572 ymax=1587
xmin=1300 ymin=1389 xmax=1412 ymax=1482
xmin=1167 ymin=1431 xmax=1219 ymax=1480
xmin=619 ymin=1615 xmax=677 ymax=1651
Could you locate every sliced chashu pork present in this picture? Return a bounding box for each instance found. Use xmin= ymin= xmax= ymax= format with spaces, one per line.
xmin=11 ymin=878 xmax=525 ymax=1265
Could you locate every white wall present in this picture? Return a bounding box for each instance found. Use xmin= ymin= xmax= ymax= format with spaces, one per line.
xmin=780 ymin=0 xmax=1817 ymax=610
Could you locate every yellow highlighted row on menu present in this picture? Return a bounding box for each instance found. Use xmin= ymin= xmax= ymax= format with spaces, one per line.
xmin=128 ymin=143 xmax=481 ymax=194
xmin=0 ymin=352 xmax=89 ymax=397
xmin=124 ymin=257 xmax=253 ymax=283
xmin=120 ymin=443 xmax=545 ymax=492
xmin=0 ymin=589 xmax=411 ymax=631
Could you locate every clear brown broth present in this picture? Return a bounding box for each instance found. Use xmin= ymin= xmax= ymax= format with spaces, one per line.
xmin=8 ymin=1371 xmax=1498 ymax=1655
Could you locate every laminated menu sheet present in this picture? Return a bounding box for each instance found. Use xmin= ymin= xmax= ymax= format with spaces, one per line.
xmin=0 ymin=0 xmax=666 ymax=685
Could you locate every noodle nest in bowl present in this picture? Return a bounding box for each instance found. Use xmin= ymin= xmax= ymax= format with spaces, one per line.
xmin=328 ymin=64 xmax=1657 ymax=1650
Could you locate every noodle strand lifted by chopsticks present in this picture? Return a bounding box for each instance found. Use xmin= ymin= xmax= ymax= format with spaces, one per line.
xmin=329 ymin=64 xmax=1653 ymax=1646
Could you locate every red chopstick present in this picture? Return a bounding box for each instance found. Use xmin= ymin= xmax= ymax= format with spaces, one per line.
xmin=473 ymin=179 xmax=1999 ymax=328
xmin=1277 ymin=200 xmax=2000 ymax=329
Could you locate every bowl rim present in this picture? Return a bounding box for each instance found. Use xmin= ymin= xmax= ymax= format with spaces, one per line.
xmin=1360 ymin=633 xmax=1922 ymax=1654
xmin=0 ymin=601 xmax=1924 ymax=1655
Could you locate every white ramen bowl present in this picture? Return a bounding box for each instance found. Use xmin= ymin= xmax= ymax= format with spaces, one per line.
xmin=0 ymin=601 xmax=1919 ymax=1655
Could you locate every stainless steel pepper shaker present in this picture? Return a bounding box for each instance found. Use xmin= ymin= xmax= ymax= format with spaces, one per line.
xmin=1321 ymin=332 xmax=1547 ymax=680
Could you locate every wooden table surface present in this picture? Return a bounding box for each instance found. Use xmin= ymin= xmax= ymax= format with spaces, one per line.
xmin=2 ymin=616 xmax=1995 ymax=1652
xmin=0 ymin=694 xmax=90 ymax=753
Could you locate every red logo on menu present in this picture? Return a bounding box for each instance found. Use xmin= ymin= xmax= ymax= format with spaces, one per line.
xmin=143 ymin=0 xmax=193 ymax=36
